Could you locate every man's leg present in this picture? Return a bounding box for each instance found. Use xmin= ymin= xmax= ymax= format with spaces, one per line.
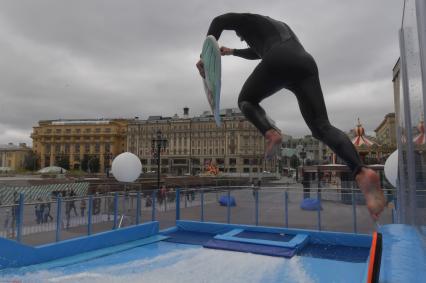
xmin=292 ymin=75 xmax=386 ymax=219
xmin=237 ymin=62 xmax=283 ymax=158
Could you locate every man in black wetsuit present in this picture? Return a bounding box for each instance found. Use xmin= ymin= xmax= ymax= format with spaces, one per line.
xmin=196 ymin=13 xmax=385 ymax=220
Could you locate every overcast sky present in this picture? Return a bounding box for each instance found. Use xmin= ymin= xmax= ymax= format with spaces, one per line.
xmin=0 ymin=0 xmax=403 ymax=145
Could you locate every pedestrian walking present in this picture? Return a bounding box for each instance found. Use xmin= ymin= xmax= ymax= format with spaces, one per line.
xmin=80 ymin=198 xmax=86 ymax=217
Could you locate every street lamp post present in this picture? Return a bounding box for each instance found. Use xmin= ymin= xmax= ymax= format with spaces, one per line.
xmin=300 ymin=148 xmax=306 ymax=167
xmin=151 ymin=130 xmax=168 ymax=191
xmin=299 ymin=148 xmax=309 ymax=198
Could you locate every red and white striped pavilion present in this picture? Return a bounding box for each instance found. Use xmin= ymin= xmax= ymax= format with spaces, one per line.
xmin=352 ymin=118 xmax=377 ymax=147
xmin=413 ymin=120 xmax=426 ymax=145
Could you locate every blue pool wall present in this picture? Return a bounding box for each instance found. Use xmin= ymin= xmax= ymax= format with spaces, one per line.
xmin=1 ymin=219 xmax=423 ymax=283
xmin=0 ymin=221 xmax=159 ymax=269
xmin=172 ymin=220 xmax=373 ymax=247
xmin=173 ymin=221 xmax=426 ymax=283
xmin=378 ymin=224 xmax=426 ymax=282
xmin=170 ymin=220 xmax=374 ymax=282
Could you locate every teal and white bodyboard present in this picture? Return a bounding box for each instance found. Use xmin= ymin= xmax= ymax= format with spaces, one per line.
xmin=201 ymin=35 xmax=222 ymax=127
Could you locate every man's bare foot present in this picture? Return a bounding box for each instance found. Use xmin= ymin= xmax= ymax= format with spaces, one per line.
xmin=265 ymin=129 xmax=282 ymax=160
xmin=355 ymin=167 xmax=386 ymax=220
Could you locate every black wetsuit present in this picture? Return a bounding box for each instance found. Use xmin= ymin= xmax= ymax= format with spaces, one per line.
xmin=207 ymin=13 xmax=363 ymax=175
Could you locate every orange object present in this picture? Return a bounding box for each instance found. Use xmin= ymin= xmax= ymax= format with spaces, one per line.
xmin=367 ymin=232 xmax=382 ymax=283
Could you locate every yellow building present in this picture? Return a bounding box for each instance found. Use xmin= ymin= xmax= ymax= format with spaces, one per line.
xmin=374 ymin=113 xmax=397 ymax=156
xmin=31 ymin=119 xmax=130 ymax=172
xmin=0 ymin=143 xmax=32 ymax=171
xmin=127 ymin=108 xmax=277 ymax=176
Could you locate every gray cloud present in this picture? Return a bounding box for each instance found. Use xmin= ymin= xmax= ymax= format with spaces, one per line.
xmin=0 ymin=0 xmax=402 ymax=144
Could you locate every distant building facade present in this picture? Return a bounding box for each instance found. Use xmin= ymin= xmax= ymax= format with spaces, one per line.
xmin=127 ymin=108 xmax=277 ymax=175
xmin=0 ymin=143 xmax=32 ymax=170
xmin=283 ymin=117 xmax=390 ymax=168
xmin=31 ymin=119 xmax=130 ymax=172
xmin=375 ymin=113 xmax=396 ymax=147
xmin=374 ymin=113 xmax=397 ymax=159
xmin=281 ymin=135 xmax=329 ymax=167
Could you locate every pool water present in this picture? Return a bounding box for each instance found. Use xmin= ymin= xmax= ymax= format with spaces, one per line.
xmin=1 ymin=239 xmax=369 ymax=283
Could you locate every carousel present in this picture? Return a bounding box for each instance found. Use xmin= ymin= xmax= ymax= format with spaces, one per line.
xmin=351 ymin=118 xmax=381 ymax=164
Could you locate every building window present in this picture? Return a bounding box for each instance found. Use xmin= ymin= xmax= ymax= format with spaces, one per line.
xmin=64 ymin=144 xmax=70 ymax=154
xmin=85 ymin=128 xmax=91 ymax=133
xmin=55 ymin=144 xmax=60 ymax=153
xmin=56 ymin=129 xmax=61 ymax=134
xmin=243 ymin=168 xmax=250 ymax=173
xmin=173 ymin=159 xmax=186 ymax=165
xmin=84 ymin=144 xmax=90 ymax=153
xmin=95 ymin=128 xmax=101 ymax=133
xmin=95 ymin=143 xmax=100 ymax=153
xmin=105 ymin=128 xmax=111 ymax=133
xmin=65 ymin=129 xmax=71 ymax=134
xmin=76 ymin=128 xmax=81 ymax=133
xmin=229 ymin=158 xmax=236 ymax=166
xmin=75 ymin=144 xmax=80 ymax=153
xmin=105 ymin=143 xmax=111 ymax=153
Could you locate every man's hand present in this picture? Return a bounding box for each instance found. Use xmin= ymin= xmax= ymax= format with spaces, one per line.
xmin=220 ymin=46 xmax=234 ymax=56
xmin=196 ymin=59 xmax=205 ymax=78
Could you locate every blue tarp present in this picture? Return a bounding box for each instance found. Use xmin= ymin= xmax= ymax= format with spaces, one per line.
xmin=300 ymin=198 xmax=322 ymax=211
xmin=219 ymin=195 xmax=236 ymax=206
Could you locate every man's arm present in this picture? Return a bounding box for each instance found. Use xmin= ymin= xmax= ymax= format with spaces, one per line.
xmin=233 ymin=48 xmax=260 ymax=60
xmin=207 ymin=13 xmax=243 ymax=40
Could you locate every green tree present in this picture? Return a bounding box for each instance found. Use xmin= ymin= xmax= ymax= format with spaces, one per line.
xmin=55 ymin=154 xmax=70 ymax=170
xmin=88 ymin=156 xmax=100 ymax=173
xmin=81 ymin=155 xmax=90 ymax=172
xmin=23 ymin=151 xmax=39 ymax=171
xmin=81 ymin=155 xmax=100 ymax=173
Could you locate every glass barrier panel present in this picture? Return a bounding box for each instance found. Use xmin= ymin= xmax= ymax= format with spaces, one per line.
xmin=258 ymin=188 xmax=285 ymax=227
xmin=178 ymin=188 xmax=202 ymax=223
xmin=203 ymin=188 xmax=228 ymax=224
xmin=230 ymin=188 xmax=256 ymax=226
xmin=155 ymin=188 xmax=177 ymax=230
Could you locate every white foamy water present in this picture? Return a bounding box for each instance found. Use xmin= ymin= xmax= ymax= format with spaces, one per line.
xmin=2 ymin=247 xmax=317 ymax=283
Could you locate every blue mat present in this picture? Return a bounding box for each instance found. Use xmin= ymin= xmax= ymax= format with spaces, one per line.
xmin=235 ymin=231 xmax=295 ymax=242
xmin=204 ymin=239 xmax=297 ymax=258
xmin=214 ymin=229 xmax=309 ymax=249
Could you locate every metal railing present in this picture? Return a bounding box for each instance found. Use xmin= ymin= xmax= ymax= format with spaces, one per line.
xmin=0 ymin=184 xmax=406 ymax=246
